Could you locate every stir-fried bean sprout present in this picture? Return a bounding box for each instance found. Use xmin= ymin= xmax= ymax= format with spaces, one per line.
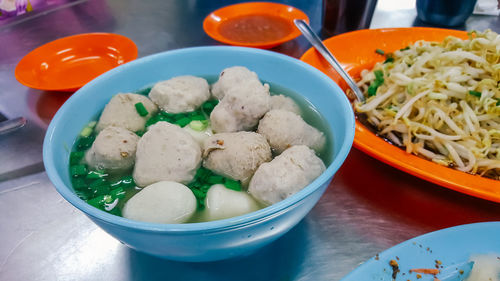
xmin=355 ymin=30 xmax=500 ymax=180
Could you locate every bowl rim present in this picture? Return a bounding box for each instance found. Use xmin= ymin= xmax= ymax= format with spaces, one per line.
xmin=43 ymin=46 xmax=355 ymax=233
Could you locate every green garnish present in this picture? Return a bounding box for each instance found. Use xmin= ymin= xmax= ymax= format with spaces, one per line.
xmin=189 ymin=120 xmax=208 ymax=131
xmin=76 ymin=135 xmax=95 ymax=151
xmin=110 ymin=187 xmax=126 ymax=199
xmin=224 ymin=179 xmax=241 ymax=191
xmin=375 ymin=49 xmax=385 ymax=55
xmin=136 ymin=86 xmax=152 ymax=96
xmin=70 ymin=165 xmax=87 ymax=177
xmin=496 ymin=99 xmax=500 ymax=106
xmin=71 ymin=178 xmax=87 ymax=190
xmin=468 ymin=90 xmax=482 ymax=98
xmin=368 ymin=70 xmax=385 ymax=97
xmin=202 ymin=99 xmax=219 ymax=115
xmin=70 ymin=151 xmax=84 ymax=165
xmin=384 ymin=57 xmax=394 ymax=64
xmin=207 ymin=175 xmax=224 ymax=184
xmin=175 ymin=117 xmax=191 ymax=127
xmin=135 ymin=102 xmax=149 ymax=117
xmin=400 ymin=46 xmax=410 ymax=51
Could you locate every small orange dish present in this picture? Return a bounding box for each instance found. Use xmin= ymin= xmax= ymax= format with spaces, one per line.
xmin=300 ymin=27 xmax=500 ymax=203
xmin=15 ymin=33 xmax=138 ymax=92
xmin=203 ymin=2 xmax=309 ymax=49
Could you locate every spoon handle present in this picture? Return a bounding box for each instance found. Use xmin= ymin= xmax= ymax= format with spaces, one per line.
xmin=0 ymin=117 xmax=27 ymax=135
xmin=294 ymin=19 xmax=365 ymax=102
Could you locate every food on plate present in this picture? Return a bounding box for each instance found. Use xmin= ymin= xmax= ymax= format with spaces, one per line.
xmin=355 ymin=30 xmax=500 ymax=180
xmin=149 ymin=75 xmax=210 ymax=113
xmin=249 ymin=145 xmax=326 ymax=205
xmin=122 ymin=181 xmax=197 ymax=224
xmin=269 ymin=94 xmax=301 ymax=115
xmin=68 ymin=66 xmax=329 ymax=223
xmin=133 ymin=121 xmax=202 ymax=187
xmin=258 ymin=109 xmax=325 ymax=154
xmin=203 ymin=184 xmax=260 ymax=221
xmin=95 ymin=93 xmax=158 ymax=132
xmin=85 ymin=126 xmax=139 ymax=172
xmin=202 ymin=131 xmax=272 ymax=184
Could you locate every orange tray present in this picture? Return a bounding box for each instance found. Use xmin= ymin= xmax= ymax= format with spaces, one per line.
xmin=300 ymin=27 xmax=500 ymax=203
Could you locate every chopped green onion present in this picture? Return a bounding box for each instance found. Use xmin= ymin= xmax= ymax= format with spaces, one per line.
xmin=374 ymin=70 xmax=384 ymax=82
xmin=224 ymin=179 xmax=241 ymax=191
xmin=194 ymin=167 xmax=211 ymax=181
xmin=173 ymin=113 xmax=188 ymax=121
xmin=87 ymin=195 xmax=105 ymax=208
xmin=86 ymin=195 xmax=112 ymax=209
xmin=70 ymin=151 xmax=84 ymax=165
xmin=468 ymin=90 xmax=481 ymax=98
xmin=80 ymin=127 xmax=93 ymax=137
xmin=191 ymin=189 xmax=205 ymax=199
xmin=75 ymin=190 xmax=90 ymax=200
xmin=202 ymin=100 xmax=219 ymax=114
xmin=145 ymin=115 xmax=159 ymax=127
xmin=375 ymin=49 xmax=385 ymax=55
xmin=71 ymin=178 xmax=87 ymax=190
xmin=160 ymin=111 xmax=176 ymax=118
xmin=189 ymin=120 xmax=208 ymax=131
xmin=136 ymin=87 xmax=152 ymax=96
xmin=93 ymin=184 xmax=110 ymax=196
xmin=87 ymin=121 xmax=97 ymax=128
xmin=110 ymin=187 xmax=126 ymax=199
xmin=135 ymin=102 xmax=149 ymax=117
xmin=400 ymin=46 xmax=410 ymax=51
xmin=175 ymin=117 xmax=191 ymax=127
xmin=384 ymin=57 xmax=394 ymax=64
xmin=367 ymin=84 xmax=378 ymax=96
xmin=76 ymin=135 xmax=95 ymax=150
xmin=496 ymin=99 xmax=500 ymax=106
xmin=191 ymin=114 xmax=206 ymax=121
xmin=207 ymin=175 xmax=224 ymax=184
xmin=70 ymin=165 xmax=87 ymax=177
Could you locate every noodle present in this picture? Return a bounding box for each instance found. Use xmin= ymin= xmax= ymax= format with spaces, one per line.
xmin=355 ymin=30 xmax=500 ymax=180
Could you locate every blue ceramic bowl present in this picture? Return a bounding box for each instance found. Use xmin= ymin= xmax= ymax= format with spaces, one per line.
xmin=43 ymin=46 xmax=355 ymax=262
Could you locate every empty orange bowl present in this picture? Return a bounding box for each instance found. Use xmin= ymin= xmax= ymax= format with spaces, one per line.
xmin=203 ymin=2 xmax=309 ymax=49
xmin=15 ymin=33 xmax=138 ymax=92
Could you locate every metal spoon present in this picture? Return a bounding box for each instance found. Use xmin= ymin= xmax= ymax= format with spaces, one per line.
xmin=294 ymin=19 xmax=365 ymax=102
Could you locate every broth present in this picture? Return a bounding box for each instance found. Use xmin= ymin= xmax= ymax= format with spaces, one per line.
xmin=69 ymin=78 xmax=333 ymax=222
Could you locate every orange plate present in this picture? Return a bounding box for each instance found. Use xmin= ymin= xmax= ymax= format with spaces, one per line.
xmin=203 ymin=2 xmax=309 ymax=49
xmin=15 ymin=33 xmax=138 ymax=92
xmin=300 ymin=27 xmax=500 ymax=203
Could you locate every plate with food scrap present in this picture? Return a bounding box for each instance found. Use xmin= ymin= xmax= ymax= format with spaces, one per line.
xmin=300 ymin=27 xmax=500 ymax=203
xmin=203 ymin=2 xmax=309 ymax=49
xmin=339 ymin=222 xmax=500 ymax=281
